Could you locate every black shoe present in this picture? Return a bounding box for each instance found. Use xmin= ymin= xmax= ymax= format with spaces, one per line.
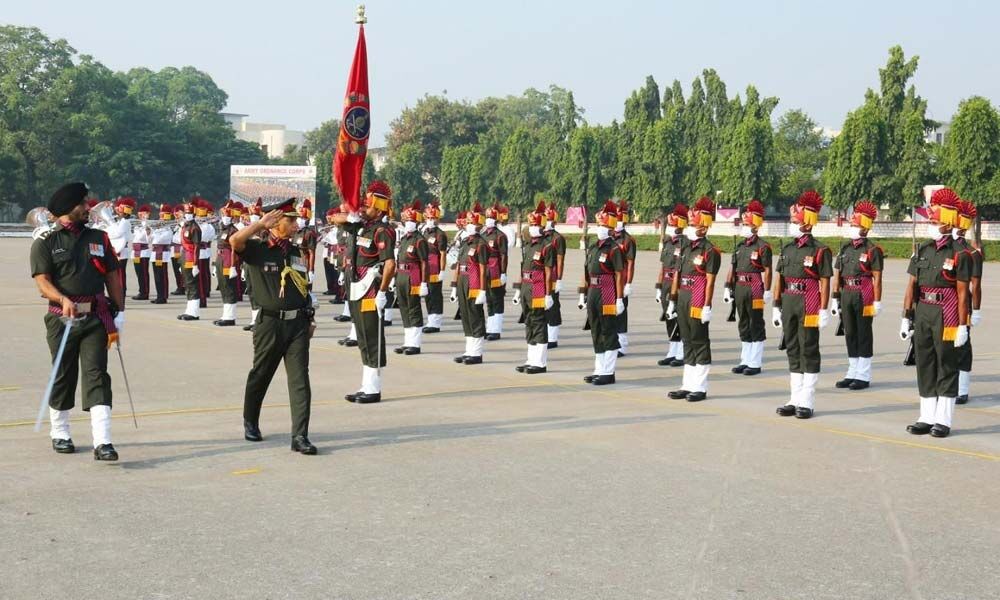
xmin=177 ymin=314 xmax=199 ymax=321
xmin=394 ymin=346 xmax=408 ymax=354
xmin=243 ymin=324 xmax=255 ymax=332
xmin=454 ymin=355 xmax=469 ymax=363
xmin=485 ymin=333 xmax=501 ymax=341
xmin=131 ymin=295 xmax=148 ymax=301
xmin=583 ymin=375 xmax=597 ymax=383
xmin=592 ymin=374 xmax=615 ymax=385
xmin=930 ymin=425 xmax=951 ymax=438
xmin=342 ymin=339 xmax=358 ymax=347
xmin=244 ymin=420 xmax=263 ymax=442
xmin=291 ymin=436 xmax=317 ymax=455
xmin=732 ymin=364 xmax=747 ymax=374
xmin=356 ymin=392 xmax=382 ymax=404
xmin=213 ymin=319 xmax=236 ymax=327
xmin=956 ymin=395 xmax=969 ymax=405
xmin=547 ymin=342 xmax=558 ymax=349
xmin=334 ymin=315 xmax=352 ymax=322
xmin=171 ymin=289 xmax=185 ymax=296
xmin=463 ymin=356 xmax=483 ymax=365
xmin=345 ymin=392 xmax=360 ymax=403
xmin=668 ymin=389 xmax=690 ymax=400
xmin=383 ymin=320 xmax=393 ymax=327
xmin=686 ymin=392 xmax=707 ymax=402
xmin=321 ymin=290 xmax=335 ymax=296
xmin=795 ymin=407 xmax=814 ymax=419
xmin=848 ymin=380 xmax=870 ymax=390
xmin=93 ymin=444 xmax=118 ymax=461
xmin=331 ymin=299 xmax=345 ymax=305
xmin=617 ymin=351 xmax=626 ymax=358
xmin=525 ymin=366 xmax=547 ymax=374
xmin=515 ymin=365 xmax=528 ymax=373
xmin=422 ymin=326 xmax=440 ymax=334
xmin=669 ymin=359 xmax=685 ymax=367
xmin=906 ymin=422 xmax=933 ymax=435
xmin=51 ymin=438 xmax=75 ymax=454
xmin=776 ymin=404 xmax=796 ymax=417
xmin=150 ymin=299 xmax=167 ymax=304
xmin=657 ymin=357 xmax=673 ymax=366
xmin=742 ymin=367 xmax=761 ymax=376
xmin=403 ymin=347 xmax=421 ymax=356
xmin=835 ymin=378 xmax=856 ymax=389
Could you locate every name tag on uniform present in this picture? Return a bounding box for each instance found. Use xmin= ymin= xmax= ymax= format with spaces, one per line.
xmin=751 ymin=251 xmax=758 ymax=260
xmin=358 ymin=237 xmax=372 ymax=248
xmin=599 ymin=253 xmax=607 ymax=263
xmin=693 ymin=255 xmax=703 ymax=266
xmin=89 ymin=243 xmax=105 ymax=257
xmin=263 ymin=261 xmax=279 ymax=272
xmin=803 ymin=256 xmax=814 ymax=267
xmin=943 ymin=258 xmax=954 ymax=271
xmin=407 ymin=247 xmax=415 ymax=255
xmin=291 ymin=256 xmax=306 ymax=272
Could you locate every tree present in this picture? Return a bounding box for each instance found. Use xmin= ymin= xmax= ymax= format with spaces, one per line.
xmin=943 ymin=96 xmax=1000 ymax=218
xmin=304 ymin=119 xmax=340 ymax=154
xmin=498 ymin=126 xmax=535 ymax=211
xmin=823 ymin=94 xmax=891 ymax=211
xmin=440 ymin=144 xmax=477 ymax=210
xmin=382 ymin=142 xmax=430 ymax=212
xmin=721 ymin=113 xmax=776 ymax=205
xmin=773 ymin=109 xmax=827 ymax=207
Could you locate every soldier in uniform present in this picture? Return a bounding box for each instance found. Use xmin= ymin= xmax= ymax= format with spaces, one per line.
xmin=170 ymin=205 xmax=186 ymax=296
xmin=612 ymin=200 xmax=637 ymax=356
xmin=394 ymin=201 xmax=430 ymax=355
xmin=214 ymin=200 xmax=244 ymax=327
xmin=30 ymin=182 xmax=126 ymax=460
xmin=229 ymin=199 xmax=317 ymax=454
xmin=326 ymin=181 xmax=397 ymax=403
xmin=499 ymin=205 xmax=518 ymax=250
xmin=513 ymin=201 xmax=555 ymax=374
xmin=294 ymin=199 xmax=319 ymax=293
xmin=952 ymin=200 xmax=983 ymax=404
xmin=107 ymin=197 xmax=134 ymax=298
xmin=772 ymin=190 xmax=833 ymax=419
xmin=665 ymin=197 xmax=721 ymax=401
xmin=831 ymin=201 xmax=883 ymax=390
xmin=177 ymin=201 xmax=203 ymax=321
xmin=543 ymin=202 xmax=567 ymax=349
xmin=421 ymin=200 xmax=448 ymax=334
xmin=724 ymin=200 xmax=772 ymax=376
xmin=655 ymin=204 xmax=688 ymax=367
xmin=130 ymin=204 xmax=152 ymax=300
xmin=321 ymin=207 xmax=342 ymax=298
xmin=453 ymin=202 xmax=490 ymax=364
xmin=578 ymin=201 xmax=625 ymax=385
xmin=243 ymin=199 xmax=264 ymax=332
xmin=149 ymin=204 xmax=175 ymax=304
xmin=900 ymin=188 xmax=973 ymax=438
xmin=481 ymin=203 xmax=509 ymax=341
xmin=195 ymin=199 xmax=215 ymax=306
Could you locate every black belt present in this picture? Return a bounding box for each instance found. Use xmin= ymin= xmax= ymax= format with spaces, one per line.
xmin=260 ymin=308 xmax=308 ymax=321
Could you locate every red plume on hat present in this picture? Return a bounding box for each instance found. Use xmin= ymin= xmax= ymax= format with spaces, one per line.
xmin=159 ymin=203 xmax=173 ymax=213
xmin=485 ymin=202 xmax=500 ymax=219
xmin=796 ymin=190 xmax=824 ymax=211
xmin=300 ymin=198 xmax=312 ymax=210
xmin=930 ymin=187 xmax=960 ymax=208
xmin=138 ymin=204 xmax=152 ymax=213
xmin=367 ymin=180 xmax=392 ymax=199
xmin=958 ymin=199 xmax=977 ymax=218
xmin=745 ymin=199 xmax=764 ymax=216
xmin=535 ymin=200 xmax=547 ymax=214
xmin=694 ymin=196 xmax=715 ymax=213
xmin=546 ymin=201 xmax=558 ymax=222
xmin=853 ymin=200 xmax=878 ymax=220
xmin=672 ymin=203 xmax=689 ymax=218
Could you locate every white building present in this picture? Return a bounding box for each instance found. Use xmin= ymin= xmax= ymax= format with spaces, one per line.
xmin=221 ymin=112 xmax=306 ymax=159
xmin=925 ymin=121 xmax=951 ymax=145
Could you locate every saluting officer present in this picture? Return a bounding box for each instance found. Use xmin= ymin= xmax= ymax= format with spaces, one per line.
xmin=230 ymin=198 xmax=317 ymax=454
xmin=452 ymin=202 xmax=489 ymax=364
xmin=214 ymin=200 xmax=244 ymax=327
xmin=149 ymin=204 xmax=175 ymax=304
xmin=421 ymin=200 xmax=448 ymax=334
xmin=513 ymin=201 xmax=555 ymax=374
xmin=177 ymin=201 xmax=203 ymax=321
xmin=665 ymin=197 xmax=721 ymax=401
xmin=543 ymin=202 xmax=567 ymax=349
xmin=394 ymin=201 xmax=430 ymax=355
xmin=481 ymin=203 xmax=509 ymax=341
xmin=131 ymin=204 xmax=152 ymax=300
xmin=773 ymin=190 xmax=832 ymax=419
xmin=655 ymin=204 xmax=688 ymax=367
xmin=724 ymin=199 xmax=772 ymax=376
xmin=578 ymin=201 xmax=626 ymax=385
xmin=952 ymin=200 xmax=983 ymax=405
xmin=831 ymin=200 xmax=883 ymax=390
xmin=612 ymin=200 xmax=637 ymax=356
xmin=30 ymin=182 xmax=126 ymax=461
xmin=900 ymin=188 xmax=973 ymax=438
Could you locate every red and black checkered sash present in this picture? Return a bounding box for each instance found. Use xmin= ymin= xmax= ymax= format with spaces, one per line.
xmin=680 ymin=273 xmax=708 ymax=318
xmin=842 ymin=274 xmax=875 ymax=315
xmin=588 ymin=273 xmax=617 ymax=315
xmin=783 ymin=277 xmax=821 ymax=327
xmin=919 ymin=286 xmax=960 ymax=341
xmin=399 ymin=258 xmax=422 ymax=293
xmin=426 ymin=250 xmax=441 ymax=276
xmin=460 ymin=257 xmax=483 ymax=290
xmin=522 ymin=266 xmax=547 ymax=307
xmin=48 ymin=294 xmax=116 ymax=335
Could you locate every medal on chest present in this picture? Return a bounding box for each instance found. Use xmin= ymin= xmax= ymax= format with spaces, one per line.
xmin=88 ymin=243 xmax=105 ymax=257
xmin=943 ymin=258 xmax=954 ymax=271
xmin=673 ymin=248 xmax=681 ymax=257
xmin=803 ymin=255 xmax=814 ymax=267
xmin=693 ymin=255 xmax=703 ymax=266
xmin=750 ymin=251 xmax=758 ymax=260
xmin=598 ymin=252 xmax=607 ymax=263
xmin=358 ymin=237 xmax=372 ymax=249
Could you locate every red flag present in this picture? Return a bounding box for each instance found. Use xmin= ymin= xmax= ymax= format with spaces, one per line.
xmin=334 ymin=24 xmax=370 ymax=212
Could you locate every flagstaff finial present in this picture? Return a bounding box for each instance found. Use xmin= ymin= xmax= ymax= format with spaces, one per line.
xmin=355 ymin=4 xmax=367 ymax=24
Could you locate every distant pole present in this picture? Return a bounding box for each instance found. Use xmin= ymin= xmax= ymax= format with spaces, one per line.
xmin=355 ymin=4 xmax=367 ymax=24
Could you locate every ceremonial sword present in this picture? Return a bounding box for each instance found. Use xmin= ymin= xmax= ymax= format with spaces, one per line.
xmin=35 ymin=317 xmax=76 ymax=432
xmin=114 ymin=340 xmax=139 ymax=428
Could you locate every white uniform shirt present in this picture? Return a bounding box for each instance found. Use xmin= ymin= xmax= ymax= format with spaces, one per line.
xmin=132 ymin=223 xmax=151 ymax=258
xmin=106 ymin=218 xmax=132 ymax=260
xmin=199 ymin=223 xmax=216 ymax=259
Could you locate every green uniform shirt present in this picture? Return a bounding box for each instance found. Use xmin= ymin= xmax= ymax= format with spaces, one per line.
xmin=294 ymin=225 xmax=319 ymax=252
xmin=521 ymin=235 xmax=557 ymax=301
xmin=907 ymin=239 xmax=972 ymax=287
xmin=776 ymin=236 xmax=833 ymax=281
xmin=951 ymin=237 xmax=983 ymax=279
xmin=543 ymin=229 xmax=567 ymax=280
xmin=585 ymin=237 xmax=625 ymax=278
xmin=457 ymin=234 xmax=489 ymax=284
xmin=732 ymin=235 xmax=773 ymax=274
xmin=834 ymin=238 xmax=884 ymax=276
xmin=238 ymin=237 xmax=309 ymax=311
xmin=397 ymin=231 xmax=429 ymax=287
xmin=345 ymin=219 xmax=395 ymax=280
xmin=679 ymin=238 xmax=722 ymax=279
xmin=659 ymin=235 xmax=684 ymax=275
xmin=30 ymin=223 xmax=120 ymax=296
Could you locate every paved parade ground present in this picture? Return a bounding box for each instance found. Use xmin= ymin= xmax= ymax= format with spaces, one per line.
xmin=1 ymin=236 xmax=998 ymax=600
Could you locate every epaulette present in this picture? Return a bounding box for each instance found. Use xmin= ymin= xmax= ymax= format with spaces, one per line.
xmin=36 ymin=226 xmax=55 ymax=240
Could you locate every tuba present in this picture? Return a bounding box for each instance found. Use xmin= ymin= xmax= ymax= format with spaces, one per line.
xmin=88 ymin=201 xmax=116 ymax=229
xmin=25 ymin=207 xmax=54 ymax=240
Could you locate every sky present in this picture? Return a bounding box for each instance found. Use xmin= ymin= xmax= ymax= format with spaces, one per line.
xmin=4 ymin=0 xmax=1000 ymax=146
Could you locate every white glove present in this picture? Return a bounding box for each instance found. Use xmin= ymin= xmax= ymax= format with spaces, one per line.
xmin=899 ymin=318 xmax=913 ymax=340
xmin=113 ymin=312 xmax=125 ymax=336
xmin=763 ymin=290 xmax=773 ymax=304
xmin=375 ymin=290 xmax=388 ymax=312
xmin=309 ymin=293 xmax=319 ymax=307
xmin=658 ymin=241 xmax=664 ymax=252
xmin=544 ymin=295 xmax=554 ymax=310
xmin=971 ymin=309 xmax=981 ymax=327
xmin=700 ymin=305 xmax=712 ymax=324
xmin=722 ymin=287 xmax=733 ymax=304
xmin=954 ymin=324 xmax=969 ymax=347
xmin=229 ymin=266 xmax=238 ymax=279
xmin=772 ymin=307 xmax=782 ymax=328
xmin=654 ymin=288 xmax=662 ymax=304
xmin=474 ymin=290 xmax=487 ymax=305
xmin=615 ymin=298 xmax=625 ymax=316
xmin=191 ymin=265 xmax=199 ymax=277
xmin=338 ymin=271 xmax=345 ymax=286
xmin=308 ymin=271 xmax=315 ymax=284
xmin=347 ymin=212 xmax=361 ymax=223
xmin=623 ymin=283 xmax=633 ymax=297
xmin=819 ymin=309 xmax=830 ymax=328
xmin=500 ymin=274 xmax=507 ymax=285
xmin=578 ymin=293 xmax=586 ymax=310
xmin=449 ymin=287 xmax=458 ymax=303
xmin=419 ymin=282 xmax=429 ymax=297
xmin=829 ymin=298 xmax=839 ymax=317
xmin=872 ymin=301 xmax=882 ymax=316
xmin=554 ymin=280 xmax=563 ymax=294
xmin=666 ymin=300 xmax=677 ymax=320
xmin=511 ymin=289 xmax=521 ymax=305
xmin=387 ymin=277 xmax=396 ymax=291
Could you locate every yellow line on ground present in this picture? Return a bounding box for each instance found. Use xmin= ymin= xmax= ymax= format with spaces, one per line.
xmin=231 ymin=468 xmax=262 ymax=476
xmin=0 ymin=386 xmax=20 ymax=392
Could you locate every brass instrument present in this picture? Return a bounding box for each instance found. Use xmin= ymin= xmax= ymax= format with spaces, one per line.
xmin=88 ymin=201 xmax=116 ymax=229
xmin=25 ymin=207 xmax=54 ymax=240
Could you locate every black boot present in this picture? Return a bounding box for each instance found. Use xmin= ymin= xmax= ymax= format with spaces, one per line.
xmin=244 ymin=420 xmax=263 ymax=442
xmin=93 ymin=444 xmax=119 ymax=461
xmin=776 ymin=405 xmax=796 ymax=417
xmin=214 ymin=319 xmax=236 ymax=327
xmin=906 ymin=422 xmax=933 ymax=435
xmin=835 ymin=378 xmax=856 ymax=389
xmin=742 ymin=367 xmax=761 ymax=376
xmin=525 ymin=366 xmax=547 ymax=374
xmin=956 ymin=395 xmax=969 ymax=405
xmin=51 ymin=438 xmax=75 ymax=454
xmin=291 ymin=436 xmax=317 ymax=455
xmin=732 ymin=364 xmax=747 ymax=374
xmin=848 ymin=380 xmax=870 ymax=390
xmin=356 ymin=392 xmax=382 ymax=404
xmin=668 ymin=389 xmax=690 ymax=400
xmin=929 ymin=425 xmax=951 ymax=438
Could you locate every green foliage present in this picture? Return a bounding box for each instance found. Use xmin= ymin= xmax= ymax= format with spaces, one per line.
xmin=823 ymin=95 xmax=891 ymax=211
xmin=382 ymin=142 xmax=430 ymax=212
xmin=943 ymin=96 xmax=1000 ymax=217
xmin=773 ymin=109 xmax=827 ymax=207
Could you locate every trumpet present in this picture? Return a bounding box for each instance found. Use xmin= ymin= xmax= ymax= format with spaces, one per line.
xmin=88 ymin=201 xmax=116 ymax=229
xmin=25 ymin=207 xmax=54 ymax=240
